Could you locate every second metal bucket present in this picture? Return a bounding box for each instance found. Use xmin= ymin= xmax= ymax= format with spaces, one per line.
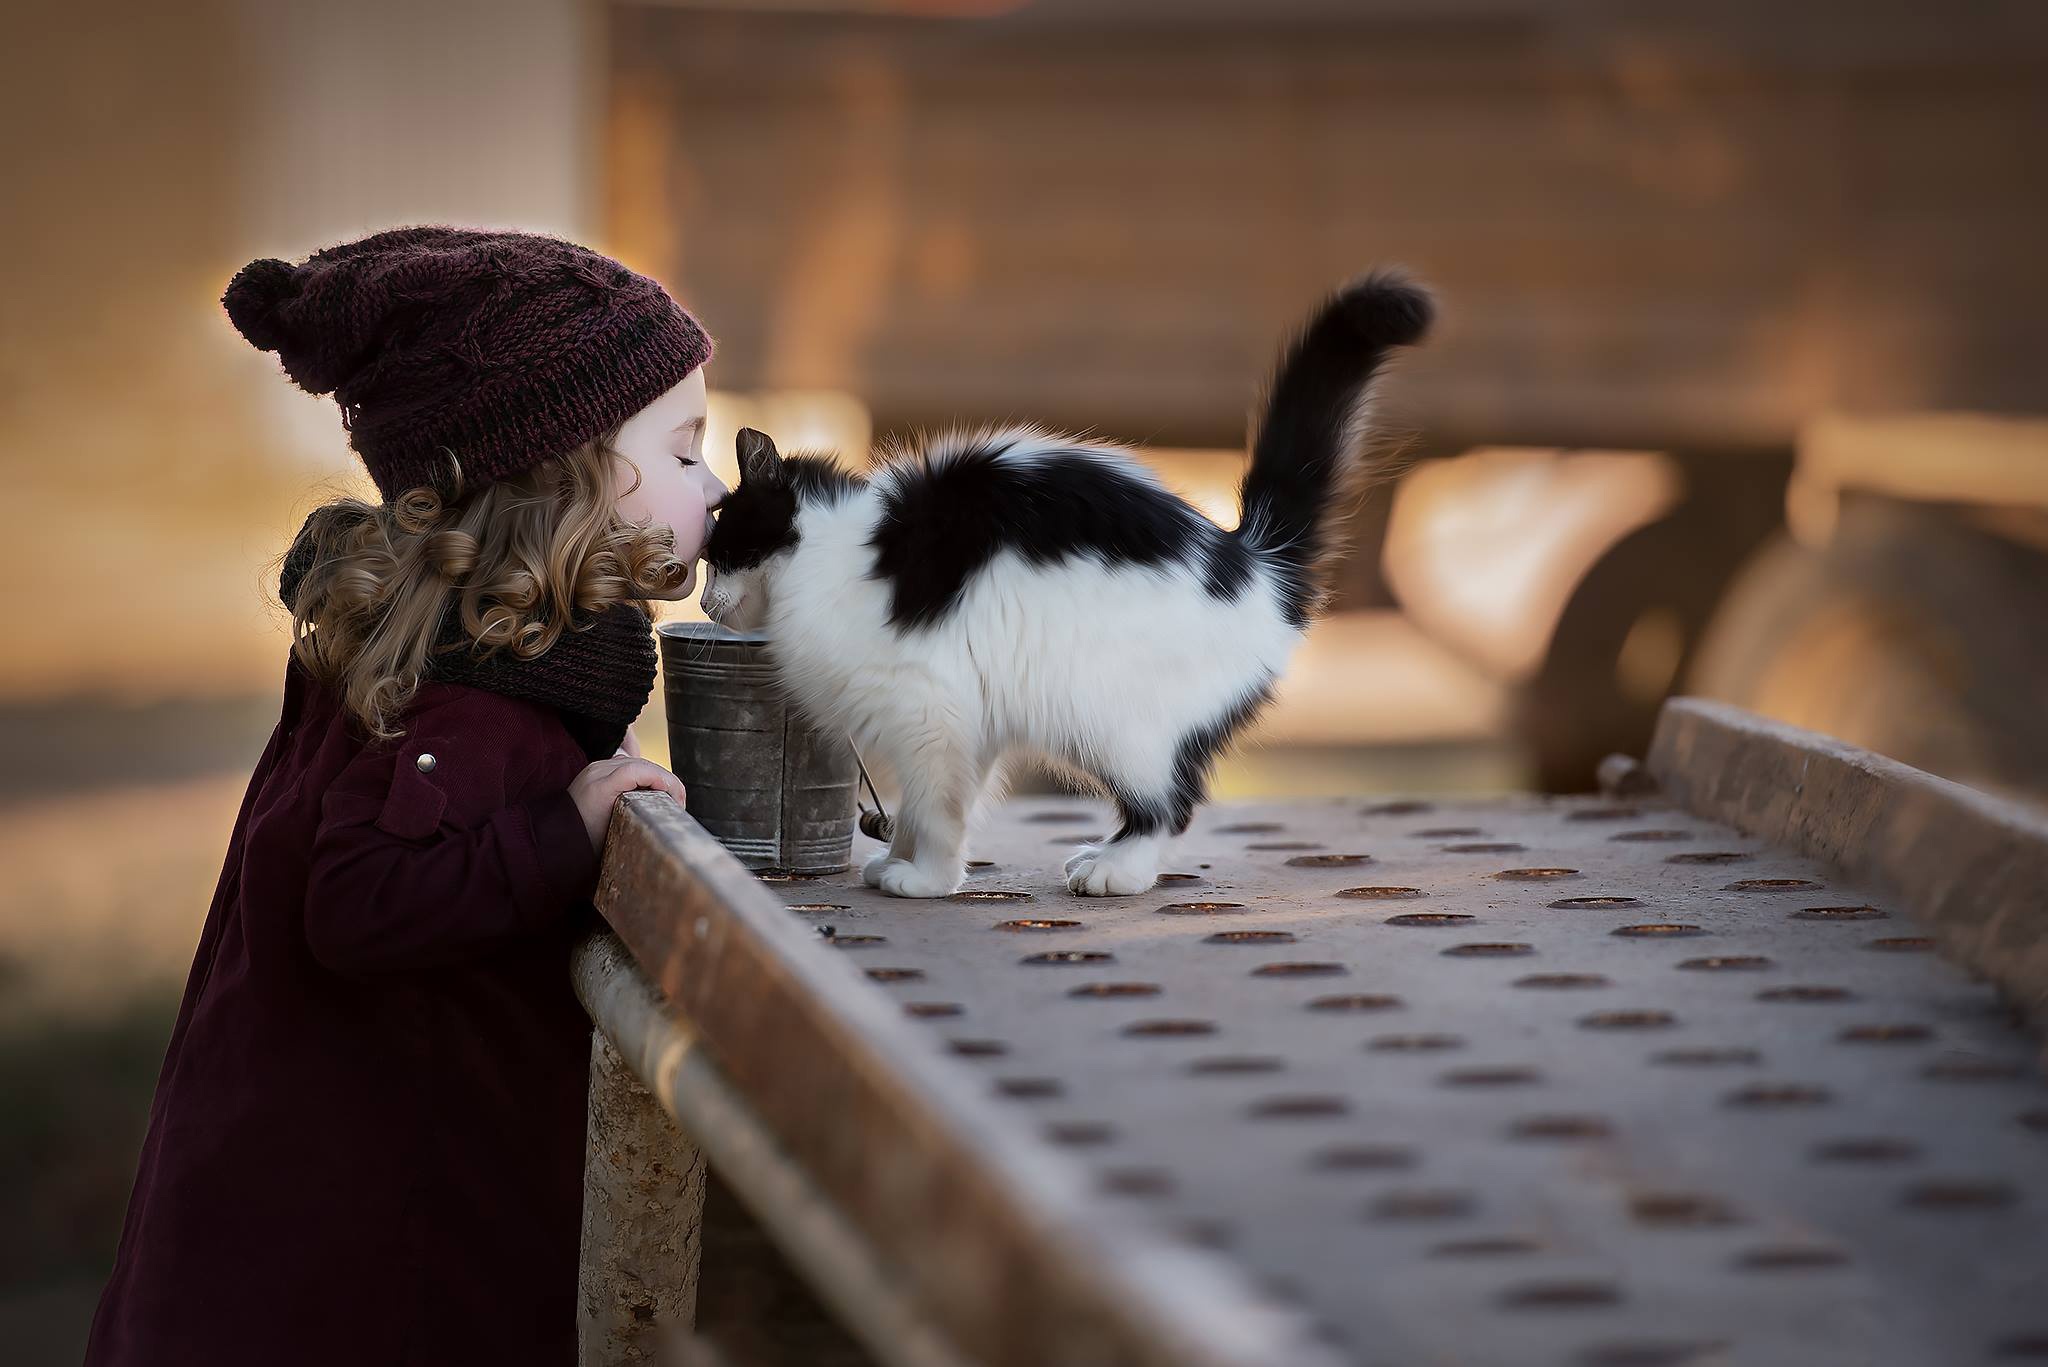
xmin=658 ymin=622 xmax=856 ymax=872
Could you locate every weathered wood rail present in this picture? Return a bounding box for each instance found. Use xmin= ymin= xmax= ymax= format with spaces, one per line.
xmin=575 ymin=698 xmax=2048 ymax=1367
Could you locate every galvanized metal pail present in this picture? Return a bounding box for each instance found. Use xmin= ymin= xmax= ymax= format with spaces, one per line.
xmin=658 ymin=622 xmax=856 ymax=872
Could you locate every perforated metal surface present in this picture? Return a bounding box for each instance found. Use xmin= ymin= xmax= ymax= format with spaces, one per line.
xmin=775 ymin=797 xmax=2048 ymax=1367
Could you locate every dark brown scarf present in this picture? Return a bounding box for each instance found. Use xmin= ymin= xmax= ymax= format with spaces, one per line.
xmin=278 ymin=518 xmax=657 ymax=761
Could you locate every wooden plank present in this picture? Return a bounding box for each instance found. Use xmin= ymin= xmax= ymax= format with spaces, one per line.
xmin=592 ymin=794 xmax=1340 ymax=1367
xmin=1647 ymin=696 xmax=2048 ymax=1015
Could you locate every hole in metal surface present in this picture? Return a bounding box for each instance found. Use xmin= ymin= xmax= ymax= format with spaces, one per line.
xmin=1839 ymin=1024 xmax=1933 ymax=1044
xmin=1361 ymin=800 xmax=1432 ymax=815
xmin=1516 ymin=973 xmax=1611 ymax=989
xmin=1024 ymin=810 xmax=1096 ymax=824
xmin=866 ymin=968 xmax=924 ymax=983
xmin=1047 ymin=833 xmax=1105 ymax=845
xmin=1666 ymin=851 xmax=1749 ymax=864
xmin=1678 ymin=956 xmax=1772 ymax=972
xmin=1442 ymin=1066 xmax=1542 ymax=1087
xmin=1868 ymin=936 xmax=1937 ymax=952
xmin=1444 ymin=942 xmax=1535 ymax=958
xmin=1099 ymin=1167 xmax=1176 ymax=1198
xmin=948 ymin=890 xmax=1035 ymax=903
xmin=1568 ymin=806 xmax=1640 ymax=822
xmin=755 ymin=869 xmax=837 ymax=883
xmin=1205 ymin=930 xmax=1298 ymax=944
xmin=1509 ymin=1114 xmax=1614 ymax=1141
xmin=1990 ymin=1336 xmax=2048 ymax=1360
xmin=1811 ymin=1138 xmax=1920 ymax=1163
xmin=1189 ymin=1054 xmax=1286 ymax=1075
xmin=966 ymin=860 xmax=995 ymax=870
xmin=948 ymin=1039 xmax=1008 ymax=1058
xmin=1551 ymin=896 xmax=1644 ymax=909
xmin=1387 ymin=912 xmax=1477 ymax=927
xmin=1923 ymin=1058 xmax=2029 ymax=1082
xmin=993 ymin=918 xmax=1084 ymax=932
xmin=1309 ymin=993 xmax=1404 ymax=1012
xmin=994 ymin=1077 xmax=1063 ymax=1100
xmin=1902 ymin=1179 xmax=2018 ymax=1210
xmin=1287 ymin=853 xmax=1374 ymax=867
xmin=1500 ymin=1280 xmax=1621 ymax=1309
xmin=904 ymin=1002 xmax=962 ymax=1019
xmin=1335 ymin=886 xmax=1425 ymax=900
xmin=1725 ymin=878 xmax=1822 ymax=892
xmin=1757 ymin=985 xmax=1854 ymax=1003
xmin=829 ymin=934 xmax=886 ymax=947
xmin=1733 ymin=1245 xmax=1848 ymax=1270
xmin=1019 ymin=950 xmax=1115 ymax=966
xmin=1044 ymin=1121 xmax=1114 ymax=1146
xmin=1444 ymin=842 xmax=1527 ymax=853
xmin=1431 ymin=1236 xmax=1541 ymax=1258
xmin=1654 ymin=1048 xmax=1760 ymax=1067
xmin=1067 ymin=982 xmax=1161 ymax=999
xmin=1497 ymin=867 xmax=1580 ymax=881
xmin=1157 ymin=901 xmax=1246 ymax=916
xmin=1313 ymin=1144 xmax=1416 ymax=1171
xmin=1414 ymin=826 xmax=1485 ymax=838
xmin=1369 ymin=1032 xmax=1465 ymax=1052
xmin=1251 ymin=961 xmax=1348 ymax=977
xmin=1249 ymin=840 xmax=1323 ymax=851
xmin=1631 ymin=1193 xmax=1741 ymax=1227
xmin=1577 ymin=1341 xmax=1727 ymax=1367
xmin=1367 ymin=1189 xmax=1476 ymax=1221
xmin=2017 ymin=1110 xmax=2048 ymax=1132
xmin=1215 ymin=821 xmax=1285 ymax=834
xmin=786 ymin=903 xmax=852 ymax=913
xmin=1121 ymin=1018 xmax=1217 ymax=1037
xmin=1611 ymin=829 xmax=1691 ymax=842
xmin=1579 ymin=1010 xmax=1676 ymax=1030
xmin=1612 ymin=923 xmax=1702 ymax=938
xmin=1156 ymin=872 xmax=1205 ymax=885
xmin=1724 ymin=1083 xmax=1832 ymax=1108
xmin=1178 ymin=1219 xmax=1234 ymax=1249
xmin=1248 ymin=1094 xmax=1351 ymax=1120
xmin=1792 ymin=904 xmax=1887 ymax=921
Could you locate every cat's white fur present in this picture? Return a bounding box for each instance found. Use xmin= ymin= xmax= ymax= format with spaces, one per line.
xmin=700 ymin=428 xmax=1302 ymax=899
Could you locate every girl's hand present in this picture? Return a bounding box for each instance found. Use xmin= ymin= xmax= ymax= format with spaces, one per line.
xmin=569 ymin=756 xmax=686 ymax=853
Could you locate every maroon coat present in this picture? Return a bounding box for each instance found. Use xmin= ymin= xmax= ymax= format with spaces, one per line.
xmin=87 ymin=660 xmax=602 ymax=1367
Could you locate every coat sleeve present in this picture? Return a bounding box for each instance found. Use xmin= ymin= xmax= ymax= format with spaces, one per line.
xmin=303 ymin=699 xmax=599 ymax=975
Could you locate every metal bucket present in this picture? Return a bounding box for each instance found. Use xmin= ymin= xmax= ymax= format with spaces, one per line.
xmin=658 ymin=622 xmax=856 ymax=872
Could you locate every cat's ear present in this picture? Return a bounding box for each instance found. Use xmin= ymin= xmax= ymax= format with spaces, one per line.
xmin=736 ymin=428 xmax=787 ymax=490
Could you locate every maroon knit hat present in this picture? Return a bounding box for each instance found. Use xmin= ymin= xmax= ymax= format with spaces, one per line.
xmin=223 ymin=226 xmax=713 ymax=500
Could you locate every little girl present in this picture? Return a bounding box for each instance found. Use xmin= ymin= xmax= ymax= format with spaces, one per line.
xmin=85 ymin=226 xmax=727 ymax=1367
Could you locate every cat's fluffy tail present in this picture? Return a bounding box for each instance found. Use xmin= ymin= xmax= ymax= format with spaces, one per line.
xmin=1234 ymin=270 xmax=1434 ymax=624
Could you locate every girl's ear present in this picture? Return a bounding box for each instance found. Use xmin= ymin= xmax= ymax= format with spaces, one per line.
xmin=736 ymin=428 xmax=787 ymax=490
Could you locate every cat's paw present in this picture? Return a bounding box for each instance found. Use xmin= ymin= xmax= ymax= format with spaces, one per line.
xmin=863 ymin=853 xmax=902 ymax=888
xmin=1062 ymin=844 xmax=1103 ymax=877
xmin=1065 ymin=845 xmax=1159 ymax=897
xmin=878 ymin=861 xmax=962 ymax=899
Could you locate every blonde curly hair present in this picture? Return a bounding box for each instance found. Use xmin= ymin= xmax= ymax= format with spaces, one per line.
xmin=284 ymin=437 xmax=685 ymax=742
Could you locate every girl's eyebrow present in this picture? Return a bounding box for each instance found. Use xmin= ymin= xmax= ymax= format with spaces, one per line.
xmin=670 ymin=416 xmax=705 ymax=436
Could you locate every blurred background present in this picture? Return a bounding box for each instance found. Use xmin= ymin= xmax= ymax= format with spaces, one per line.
xmin=3 ymin=0 xmax=2045 ymax=1359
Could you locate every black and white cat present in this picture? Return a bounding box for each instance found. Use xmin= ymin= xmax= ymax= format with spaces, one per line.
xmin=699 ymin=274 xmax=1433 ymax=897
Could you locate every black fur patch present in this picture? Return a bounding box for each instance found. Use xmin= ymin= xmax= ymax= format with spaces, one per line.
xmin=1104 ymin=677 xmax=1276 ymax=841
xmin=869 ymin=437 xmax=1243 ymax=631
xmin=703 ymin=454 xmax=862 ymax=573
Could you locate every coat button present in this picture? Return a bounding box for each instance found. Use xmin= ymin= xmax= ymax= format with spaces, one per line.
xmin=415 ymin=752 xmax=438 ymax=773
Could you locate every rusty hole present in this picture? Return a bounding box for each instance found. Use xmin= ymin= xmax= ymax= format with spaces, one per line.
xmin=965 ymin=859 xmax=995 ymax=870
xmin=1725 ymin=878 xmax=1823 ymax=892
xmin=903 ymin=1002 xmax=962 ymax=1019
xmin=1205 ymin=930 xmax=1297 ymax=945
xmin=1924 ymin=1058 xmax=2029 ymax=1082
xmin=1903 ymin=1178 xmax=2018 ymax=1210
xmin=1757 ymin=985 xmax=1854 ymax=1003
xmin=994 ymin=1077 xmax=1062 ymax=1100
xmin=994 ymin=918 xmax=1084 ymax=932
xmin=1516 ymin=972 xmax=1610 ymax=989
xmin=1249 ymin=840 xmax=1323 ymax=851
xmin=830 ymin=934 xmax=887 ymax=947
xmin=1577 ymin=1344 xmax=1726 ymax=1367
xmin=754 ymin=869 xmax=835 ymax=882
xmin=1156 ymin=872 xmax=1205 ymax=885
xmin=1157 ymin=900 xmax=1247 ymax=915
xmin=1568 ymin=806 xmax=1640 ymax=822
xmin=1044 ymin=1121 xmax=1114 ymax=1146
xmin=1838 ymin=1024 xmax=1933 ymax=1044
xmin=1551 ymin=896 xmax=1644 ymax=909
xmin=1023 ymin=809 xmax=1096 ymax=824
xmin=1442 ymin=1066 xmax=1542 ymax=1087
xmin=1177 ymin=1219 xmax=1234 ymax=1249
xmin=1610 ymin=829 xmax=1691 ymax=842
xmin=1309 ymin=993 xmax=1403 ymax=1012
xmin=948 ymin=890 xmax=1034 ymax=903
xmin=1445 ymin=842 xmax=1528 ymax=853
xmin=1579 ymin=1010 xmax=1676 ymax=1030
xmin=1099 ymin=1167 xmax=1175 ymax=1198
xmin=1510 ymin=1114 xmax=1613 ymax=1141
xmin=1361 ymin=800 xmax=1432 ymax=815
xmin=1612 ymin=923 xmax=1702 ymax=938
xmin=1047 ymin=833 xmax=1105 ymax=845
xmin=1869 ymin=936 xmax=1937 ymax=952
xmin=1811 ymin=1138 xmax=1920 ymax=1163
xmin=1991 ymin=1335 xmax=2048 ymax=1360
xmin=785 ymin=903 xmax=852 ymax=913
xmin=1287 ymin=853 xmax=1374 ymax=867
xmin=1500 ymin=1279 xmax=1621 ymax=1309
xmin=1066 ymin=982 xmax=1160 ymax=999
xmin=1666 ymin=851 xmax=1749 ymax=864
xmin=1791 ymin=904 xmax=1887 ymax=921
xmin=1733 ymin=1245 xmax=1848 ymax=1271
xmin=1413 ymin=826 xmax=1485 ymax=838
xmin=2018 ymin=1110 xmax=2048 ymax=1132
xmin=1444 ymin=942 xmax=1535 ymax=958
xmin=1215 ymin=821 xmax=1284 ymax=834
xmin=1312 ymin=1143 xmax=1416 ymax=1171
xmin=1121 ymin=1018 xmax=1217 ymax=1037
xmin=865 ymin=968 xmax=924 ymax=983
xmin=1387 ymin=912 xmax=1477 ymax=927
xmin=1678 ymin=956 xmax=1773 ymax=972
xmin=1019 ymin=950 xmax=1115 ymax=966
xmin=1251 ymin=961 xmax=1347 ymax=977
xmin=1335 ymin=885 xmax=1425 ymax=900
xmin=1367 ymin=1189 xmax=1476 ymax=1221
xmin=948 ymin=1039 xmax=1008 ymax=1058
xmin=1653 ymin=1048 xmax=1760 ymax=1066
xmin=1631 ymin=1193 xmax=1741 ymax=1227
xmin=1189 ymin=1054 xmax=1285 ymax=1075
xmin=1430 ymin=1236 xmax=1541 ymax=1258
xmin=1370 ymin=1032 xmax=1466 ymax=1052
xmin=1724 ymin=1083 xmax=1832 ymax=1108
xmin=1496 ymin=867 xmax=1581 ymax=881
xmin=1248 ymin=1094 xmax=1351 ymax=1120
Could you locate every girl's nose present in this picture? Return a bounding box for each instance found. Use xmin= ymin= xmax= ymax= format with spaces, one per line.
xmin=704 ymin=473 xmax=728 ymax=510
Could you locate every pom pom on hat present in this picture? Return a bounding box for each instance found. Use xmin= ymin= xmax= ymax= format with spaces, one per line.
xmin=222 ymin=257 xmax=302 ymax=358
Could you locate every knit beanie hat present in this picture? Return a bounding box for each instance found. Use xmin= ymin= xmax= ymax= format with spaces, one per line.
xmin=223 ymin=226 xmax=713 ymax=500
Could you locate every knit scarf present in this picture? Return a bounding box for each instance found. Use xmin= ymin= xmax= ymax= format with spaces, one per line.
xmin=278 ymin=517 xmax=657 ymax=761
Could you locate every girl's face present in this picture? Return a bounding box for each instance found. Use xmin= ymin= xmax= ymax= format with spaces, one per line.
xmin=612 ymin=370 xmax=726 ymax=600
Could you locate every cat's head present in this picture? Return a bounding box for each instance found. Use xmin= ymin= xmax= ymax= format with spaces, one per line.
xmin=699 ymin=428 xmax=798 ymax=631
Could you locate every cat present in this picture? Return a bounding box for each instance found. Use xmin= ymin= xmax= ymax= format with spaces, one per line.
xmin=699 ymin=272 xmax=1433 ymax=897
